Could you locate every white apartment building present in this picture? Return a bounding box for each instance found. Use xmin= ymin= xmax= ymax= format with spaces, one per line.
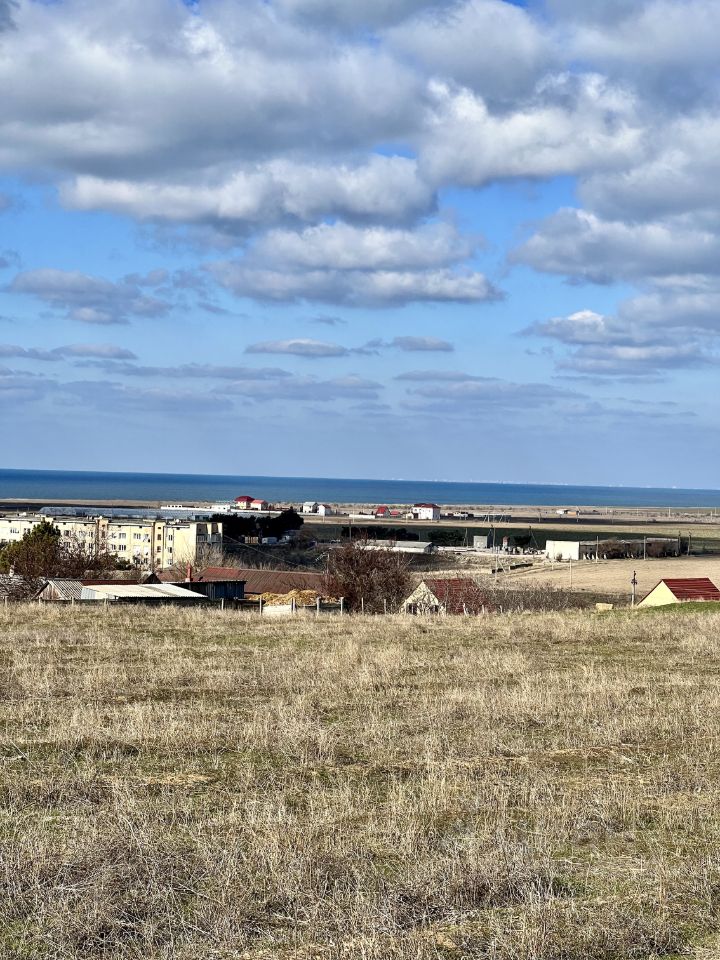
xmin=0 ymin=514 xmax=222 ymax=569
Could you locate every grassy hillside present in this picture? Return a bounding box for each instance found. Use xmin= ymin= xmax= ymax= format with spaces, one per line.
xmin=3 ymin=605 xmax=720 ymax=958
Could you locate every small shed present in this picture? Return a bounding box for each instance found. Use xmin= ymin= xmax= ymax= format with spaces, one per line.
xmin=403 ymin=578 xmax=491 ymax=616
xmin=637 ymin=577 xmax=720 ymax=608
xmin=80 ymin=583 xmax=203 ymax=603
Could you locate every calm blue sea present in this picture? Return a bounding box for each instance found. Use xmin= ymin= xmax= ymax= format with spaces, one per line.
xmin=1 ymin=469 xmax=720 ymax=508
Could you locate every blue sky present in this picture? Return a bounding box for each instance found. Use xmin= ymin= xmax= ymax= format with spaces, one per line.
xmin=1 ymin=0 xmax=719 ymax=486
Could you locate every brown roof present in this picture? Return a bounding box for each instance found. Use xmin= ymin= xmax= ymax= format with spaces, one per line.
xmin=645 ymin=577 xmax=720 ymax=602
xmin=422 ymin=578 xmax=491 ymax=614
xmin=160 ymin=565 xmax=324 ymax=596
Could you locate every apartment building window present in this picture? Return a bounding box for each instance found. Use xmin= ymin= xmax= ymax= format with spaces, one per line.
xmin=134 ymin=533 xmax=142 ymax=540
xmin=9 ymin=527 xmax=19 ymax=535
xmin=118 ymin=545 xmax=127 ymax=552
xmin=118 ymin=533 xmax=127 ymax=540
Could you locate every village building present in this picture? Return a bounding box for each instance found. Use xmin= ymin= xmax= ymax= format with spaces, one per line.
xmin=358 ymin=539 xmax=434 ymax=555
xmin=545 ymin=538 xmax=679 ymax=562
xmin=157 ymin=565 xmax=325 ymax=598
xmin=250 ymin=498 xmax=269 ymax=511
xmin=403 ymin=578 xmax=491 ymax=615
xmin=303 ymin=502 xmax=333 ymax=516
xmin=637 ymin=578 xmax=720 ymax=608
xmin=411 ymin=503 xmax=441 ymax=521
xmin=38 ymin=577 xmax=144 ymax=601
xmin=79 ymin=583 xmax=204 ymax=603
xmin=0 ymin=513 xmax=222 ymax=569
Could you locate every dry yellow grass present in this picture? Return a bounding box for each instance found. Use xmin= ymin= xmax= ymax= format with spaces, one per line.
xmin=503 ymin=554 xmax=720 ymax=596
xmin=3 ymin=603 xmax=720 ymax=958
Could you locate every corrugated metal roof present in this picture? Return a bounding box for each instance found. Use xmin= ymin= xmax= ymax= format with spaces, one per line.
xmin=41 ymin=578 xmax=144 ymax=601
xmin=649 ymin=578 xmax=720 ymax=602
xmin=195 ymin=566 xmax=323 ymax=595
xmin=82 ymin=583 xmax=202 ymax=600
xmin=422 ymin=578 xmax=491 ymax=614
xmin=42 ymin=579 xmax=85 ymax=600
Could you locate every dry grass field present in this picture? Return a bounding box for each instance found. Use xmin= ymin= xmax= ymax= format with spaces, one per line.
xmin=503 ymin=555 xmax=720 ymax=597
xmin=4 ymin=604 xmax=720 ymax=959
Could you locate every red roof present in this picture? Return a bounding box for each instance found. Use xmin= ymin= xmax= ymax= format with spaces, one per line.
xmin=159 ymin=566 xmax=324 ymax=596
xmin=647 ymin=578 xmax=720 ymax=602
xmin=234 ymin=495 xmax=253 ymax=503
xmin=422 ymin=578 xmax=492 ymax=614
xmin=375 ymin=505 xmax=389 ymax=514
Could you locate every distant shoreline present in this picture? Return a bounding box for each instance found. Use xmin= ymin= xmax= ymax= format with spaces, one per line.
xmin=2 ymin=469 xmax=720 ymax=510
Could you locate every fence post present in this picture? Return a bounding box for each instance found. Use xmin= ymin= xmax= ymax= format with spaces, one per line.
xmin=383 ymin=598 xmax=387 ymax=615
xmin=221 ymin=598 xmax=225 ymax=611
xmin=316 ymin=596 xmax=320 ymax=618
xmin=259 ymin=596 xmax=264 ymax=616
xmin=340 ymin=597 xmax=344 ymax=616
xmin=361 ymin=597 xmax=364 ymax=615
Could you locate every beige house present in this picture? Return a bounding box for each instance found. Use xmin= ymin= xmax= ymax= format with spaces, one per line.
xmin=403 ymin=578 xmax=491 ymax=615
xmin=637 ymin=578 xmax=720 ymax=608
xmin=0 ymin=514 xmax=222 ymax=569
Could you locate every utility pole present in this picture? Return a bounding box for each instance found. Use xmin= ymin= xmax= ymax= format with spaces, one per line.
xmin=643 ymin=536 xmax=646 ymax=561
xmin=569 ymin=559 xmax=573 ymax=589
xmin=631 ymin=570 xmax=638 ymax=607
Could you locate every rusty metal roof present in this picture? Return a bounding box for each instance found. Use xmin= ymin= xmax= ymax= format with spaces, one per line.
xmin=159 ymin=566 xmax=324 ymax=596
xmin=647 ymin=578 xmax=720 ymax=602
xmin=421 ymin=578 xmax=492 ymax=614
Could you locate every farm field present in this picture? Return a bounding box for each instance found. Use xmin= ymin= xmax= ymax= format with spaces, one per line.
xmin=503 ymin=554 xmax=720 ymax=598
xmin=4 ymin=604 xmax=720 ymax=958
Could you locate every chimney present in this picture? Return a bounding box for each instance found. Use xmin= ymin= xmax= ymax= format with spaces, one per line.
xmin=186 ymin=563 xmax=192 ymax=582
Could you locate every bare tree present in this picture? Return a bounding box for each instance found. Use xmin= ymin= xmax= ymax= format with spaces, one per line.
xmin=325 ymin=541 xmax=412 ymax=613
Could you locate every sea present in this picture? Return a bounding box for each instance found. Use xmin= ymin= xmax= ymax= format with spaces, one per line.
xmin=1 ymin=468 xmax=720 ymax=509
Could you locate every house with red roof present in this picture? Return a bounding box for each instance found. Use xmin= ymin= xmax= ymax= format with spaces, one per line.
xmin=637 ymin=577 xmax=720 ymax=608
xmin=412 ymin=503 xmax=441 ymax=521
xmin=403 ymin=578 xmax=492 ymax=616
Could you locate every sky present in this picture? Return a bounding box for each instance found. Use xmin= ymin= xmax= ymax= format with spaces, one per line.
xmin=1 ymin=0 xmax=719 ymax=487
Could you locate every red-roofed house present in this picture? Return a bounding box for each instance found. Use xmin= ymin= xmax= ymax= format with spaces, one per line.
xmin=234 ymin=495 xmax=254 ymax=507
xmin=637 ymin=577 xmax=720 ymax=608
xmin=412 ymin=503 xmax=441 ymax=521
xmin=250 ymin=498 xmax=269 ymax=511
xmin=375 ymin=505 xmax=390 ymax=518
xmin=403 ymin=578 xmax=492 ymax=616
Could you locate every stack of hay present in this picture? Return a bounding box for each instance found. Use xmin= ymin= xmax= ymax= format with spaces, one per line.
xmin=262 ymin=589 xmax=325 ymax=607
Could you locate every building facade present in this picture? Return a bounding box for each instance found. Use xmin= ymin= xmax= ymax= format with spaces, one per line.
xmin=0 ymin=514 xmax=222 ymax=569
xmin=412 ymin=503 xmax=441 ymax=521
